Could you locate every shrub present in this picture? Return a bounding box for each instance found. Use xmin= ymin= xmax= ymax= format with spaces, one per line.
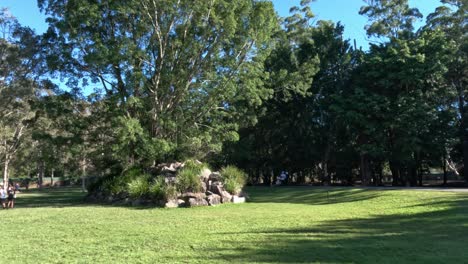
xmin=176 ymin=167 xmax=202 ymax=193
xmin=221 ymin=165 xmax=247 ymax=195
xmin=164 ymin=185 xmax=178 ymax=200
xmin=183 ymin=160 xmax=204 ymax=174
xmin=149 ymin=177 xmax=178 ymax=201
xmin=102 ymin=178 xmax=126 ymax=196
xmin=128 ymin=177 xmax=150 ymax=199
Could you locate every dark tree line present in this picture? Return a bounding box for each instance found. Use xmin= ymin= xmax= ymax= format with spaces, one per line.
xmin=221 ymin=0 xmax=467 ymax=186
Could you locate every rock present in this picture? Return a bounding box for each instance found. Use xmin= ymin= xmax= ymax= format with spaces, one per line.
xmin=177 ymin=199 xmax=186 ymax=207
xmin=159 ymin=162 xmax=183 ymax=173
xmin=220 ymin=191 xmax=232 ymax=203
xmin=164 ymin=176 xmax=177 ymax=184
xmin=206 ymin=194 xmax=221 ymax=206
xmin=210 ymin=184 xmax=224 ymax=196
xmin=187 ymin=197 xmax=208 ymax=207
xmin=232 ymin=195 xmax=246 ymax=204
xmin=200 ymin=168 xmax=212 ymax=181
xmin=165 ymin=199 xmax=179 ymax=208
xmin=180 ymin=192 xmax=206 ymax=199
xmin=209 ymin=172 xmax=221 ymax=181
xmin=201 ymin=182 xmax=207 ymax=193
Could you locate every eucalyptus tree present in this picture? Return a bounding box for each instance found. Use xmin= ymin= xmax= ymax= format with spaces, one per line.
xmin=426 ymin=0 xmax=468 ymax=183
xmin=38 ymin=0 xmax=278 ymax=166
xmin=0 ymin=9 xmax=46 ymax=188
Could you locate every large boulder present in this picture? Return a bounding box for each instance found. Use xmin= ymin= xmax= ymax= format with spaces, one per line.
xmin=206 ymin=194 xmax=221 ymax=206
xmin=187 ymin=197 xmax=208 ymax=207
xmin=209 ymin=183 xmax=224 ymax=196
xmin=159 ymin=162 xmax=183 ymax=173
xmin=177 ymin=199 xmax=186 ymax=207
xmin=180 ymin=192 xmax=206 ymax=200
xmin=201 ymin=182 xmax=207 ymax=193
xmin=200 ymin=168 xmax=212 ymax=182
xmin=165 ymin=199 xmax=179 ymax=208
xmin=209 ymin=172 xmax=222 ymax=181
xmin=220 ymin=191 xmax=232 ymax=203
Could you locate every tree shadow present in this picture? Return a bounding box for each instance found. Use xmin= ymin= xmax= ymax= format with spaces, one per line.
xmin=208 ymin=195 xmax=468 ymax=263
xmin=14 ymin=188 xmax=163 ymax=210
xmin=246 ymin=186 xmax=381 ymax=205
xmin=13 ymin=188 xmax=89 ymax=208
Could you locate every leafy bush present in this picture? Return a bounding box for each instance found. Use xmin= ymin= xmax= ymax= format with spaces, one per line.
xmin=102 ymin=178 xmax=126 ymax=196
xmin=149 ymin=177 xmax=178 ymax=201
xmin=221 ymin=165 xmax=247 ymax=194
xmin=176 ymin=167 xmax=202 ymax=193
xmin=149 ymin=177 xmax=165 ymax=200
xmin=128 ymin=177 xmax=150 ymax=199
xmin=88 ymin=166 xmax=150 ymax=197
xmin=183 ymin=160 xmax=204 ymax=174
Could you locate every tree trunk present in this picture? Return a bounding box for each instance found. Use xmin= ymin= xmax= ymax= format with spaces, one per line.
xmin=418 ymin=167 xmax=423 ymax=187
xmin=463 ymin=138 xmax=468 ymax=185
xmin=81 ymin=158 xmax=87 ymax=192
xmin=390 ymin=161 xmax=401 ymax=186
xmin=457 ymin=93 xmax=468 ymax=185
xmin=38 ymin=160 xmax=45 ymax=188
xmin=443 ymin=155 xmax=447 ymax=186
xmin=51 ymin=168 xmax=55 ymax=187
xmin=3 ymin=155 xmax=9 ymax=191
xmin=360 ymin=154 xmax=371 ymax=186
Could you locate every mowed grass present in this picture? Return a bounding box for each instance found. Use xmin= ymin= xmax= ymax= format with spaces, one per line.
xmin=1 ymin=186 xmax=467 ymax=264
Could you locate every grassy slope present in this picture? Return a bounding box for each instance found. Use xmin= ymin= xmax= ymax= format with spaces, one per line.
xmin=1 ymin=187 xmax=467 ymax=264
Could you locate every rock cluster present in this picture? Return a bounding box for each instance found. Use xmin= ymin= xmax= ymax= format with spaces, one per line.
xmin=162 ymin=164 xmax=247 ymax=208
xmin=86 ymin=162 xmax=248 ymax=208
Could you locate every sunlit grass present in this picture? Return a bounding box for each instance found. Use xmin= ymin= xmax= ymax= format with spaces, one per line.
xmin=1 ymin=186 xmax=467 ymax=263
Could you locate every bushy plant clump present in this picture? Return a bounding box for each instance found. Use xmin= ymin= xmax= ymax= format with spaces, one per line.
xmin=176 ymin=167 xmax=202 ymax=193
xmin=128 ymin=177 xmax=150 ymax=198
xmin=149 ymin=177 xmax=177 ymax=201
xmin=87 ymin=166 xmax=150 ymax=197
xmin=221 ymin=165 xmax=247 ymax=194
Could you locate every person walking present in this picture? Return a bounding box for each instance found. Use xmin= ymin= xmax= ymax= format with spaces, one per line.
xmin=7 ymin=185 xmax=16 ymax=209
xmin=0 ymin=186 xmax=6 ymax=209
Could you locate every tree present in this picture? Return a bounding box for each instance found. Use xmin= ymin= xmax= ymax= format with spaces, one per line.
xmin=38 ymin=0 xmax=278 ymax=166
xmin=0 ymin=9 xmax=45 ymax=189
xmin=426 ymin=0 xmax=468 ymax=184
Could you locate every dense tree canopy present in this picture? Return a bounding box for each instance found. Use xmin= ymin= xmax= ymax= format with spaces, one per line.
xmin=0 ymin=0 xmax=467 ymax=188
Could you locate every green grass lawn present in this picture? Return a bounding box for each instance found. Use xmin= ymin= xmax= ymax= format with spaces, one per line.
xmin=2 ymin=186 xmax=467 ymax=263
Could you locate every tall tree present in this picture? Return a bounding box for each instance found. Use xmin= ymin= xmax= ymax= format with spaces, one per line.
xmin=426 ymin=0 xmax=468 ymax=184
xmin=39 ymin=0 xmax=278 ymax=166
xmin=0 ymin=9 xmax=45 ymax=189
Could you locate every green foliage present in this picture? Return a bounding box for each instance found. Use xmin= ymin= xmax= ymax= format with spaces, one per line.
xmin=149 ymin=177 xmax=177 ymax=201
xmin=127 ymin=177 xmax=150 ymax=199
xmin=87 ymin=166 xmax=152 ymax=197
xmin=176 ymin=167 xmax=202 ymax=193
xmin=183 ymin=160 xmax=204 ymax=174
xmin=221 ymin=166 xmax=247 ymax=194
xmin=38 ymin=0 xmax=279 ymax=162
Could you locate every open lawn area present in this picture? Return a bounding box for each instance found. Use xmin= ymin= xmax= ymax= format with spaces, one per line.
xmin=2 ymin=187 xmax=467 ymax=263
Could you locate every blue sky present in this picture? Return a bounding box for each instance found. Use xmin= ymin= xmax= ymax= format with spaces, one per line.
xmin=2 ymin=0 xmax=442 ymax=50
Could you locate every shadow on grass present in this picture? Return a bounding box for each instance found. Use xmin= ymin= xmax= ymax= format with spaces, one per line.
xmin=246 ymin=186 xmax=381 ymax=205
xmin=15 ymin=188 xmax=156 ymax=210
xmin=210 ymin=195 xmax=468 ymax=263
xmin=14 ymin=187 xmax=88 ymax=208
